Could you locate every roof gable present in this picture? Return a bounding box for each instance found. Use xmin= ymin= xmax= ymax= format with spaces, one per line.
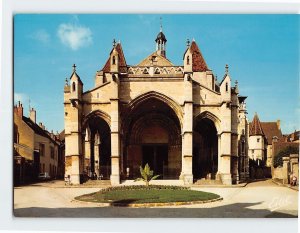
xmin=102 ymin=43 xmax=127 ymax=72
xmin=261 ymin=122 xmax=283 ymax=145
xmin=137 ymin=51 xmax=174 ymax=66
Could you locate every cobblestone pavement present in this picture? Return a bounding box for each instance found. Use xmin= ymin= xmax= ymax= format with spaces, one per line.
xmin=13 ymin=179 xmax=298 ymax=218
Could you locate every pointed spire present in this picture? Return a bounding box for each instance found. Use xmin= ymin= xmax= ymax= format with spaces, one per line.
xmin=65 ymin=77 xmax=69 ymax=86
xmin=250 ymin=113 xmax=264 ymax=136
xmin=189 ymin=40 xmax=208 ymax=72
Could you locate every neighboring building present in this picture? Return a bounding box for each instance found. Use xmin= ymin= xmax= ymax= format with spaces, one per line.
xmin=284 ymin=130 xmax=300 ymax=143
xmin=14 ymin=101 xmax=61 ymax=184
xmin=248 ymin=113 xmax=283 ymax=167
xmin=64 ymin=27 xmax=249 ymax=185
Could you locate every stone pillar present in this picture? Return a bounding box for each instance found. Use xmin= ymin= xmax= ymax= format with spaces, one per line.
xmin=282 ymin=156 xmax=290 ymax=184
xmin=110 ymin=74 xmax=120 ymax=185
xmin=290 ymin=154 xmax=299 ymax=182
xmin=65 ymin=132 xmax=82 ymax=185
xmin=218 ymin=132 xmax=232 ymax=185
xmin=180 ymin=74 xmax=193 ymax=185
xmin=94 ymin=133 xmax=100 ymax=177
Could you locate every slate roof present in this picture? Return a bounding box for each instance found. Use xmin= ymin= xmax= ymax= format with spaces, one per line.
xmin=155 ymin=31 xmax=167 ymax=42
xmin=102 ymin=43 xmax=127 ymax=72
xmin=22 ymin=116 xmax=59 ymax=145
xmin=189 ymin=41 xmax=209 ymax=72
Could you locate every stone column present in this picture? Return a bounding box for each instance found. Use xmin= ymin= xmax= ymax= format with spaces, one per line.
xmin=180 ymin=74 xmax=193 ymax=185
xmin=218 ymin=132 xmax=232 ymax=185
xmin=282 ymin=156 xmax=290 ymax=184
xmin=66 ymin=132 xmax=82 ymax=184
xmin=110 ymin=74 xmax=120 ymax=185
xmin=290 ymin=154 xmax=299 ymax=181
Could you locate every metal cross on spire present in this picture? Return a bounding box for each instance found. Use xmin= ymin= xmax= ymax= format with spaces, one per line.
xmin=72 ymin=64 xmax=76 ymax=72
xmin=225 ymin=64 xmax=229 ymax=74
xmin=186 ymin=38 xmax=190 ymax=47
xmin=160 ymin=17 xmax=163 ymax=32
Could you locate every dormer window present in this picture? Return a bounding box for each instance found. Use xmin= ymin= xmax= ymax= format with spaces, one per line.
xmin=187 ymin=56 xmax=190 ymax=65
xmin=112 ymin=56 xmax=116 ymax=65
xmin=72 ymin=82 xmax=76 ymax=92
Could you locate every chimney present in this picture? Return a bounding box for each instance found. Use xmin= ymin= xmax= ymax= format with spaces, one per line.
xmin=39 ymin=122 xmax=45 ymax=130
xmin=276 ymin=120 xmax=281 ymax=129
xmin=29 ymin=108 xmax=36 ymax=123
xmin=14 ymin=101 xmax=23 ymax=117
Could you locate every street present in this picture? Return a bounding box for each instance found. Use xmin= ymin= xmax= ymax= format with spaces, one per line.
xmin=14 ymin=179 xmax=298 ymax=218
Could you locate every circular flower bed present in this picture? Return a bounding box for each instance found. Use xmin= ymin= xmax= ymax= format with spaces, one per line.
xmin=75 ymin=185 xmax=222 ymax=206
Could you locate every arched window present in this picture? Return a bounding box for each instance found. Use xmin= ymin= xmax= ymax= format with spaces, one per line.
xmin=226 ymin=82 xmax=228 ymax=92
xmin=112 ymin=56 xmax=116 ymax=65
xmin=72 ymin=82 xmax=76 ymax=92
xmin=187 ymin=56 xmax=190 ymax=65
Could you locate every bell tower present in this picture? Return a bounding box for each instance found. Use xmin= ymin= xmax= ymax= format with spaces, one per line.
xmin=155 ymin=18 xmax=167 ymax=57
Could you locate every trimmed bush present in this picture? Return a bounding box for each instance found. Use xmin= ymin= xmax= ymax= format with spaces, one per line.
xmin=273 ymin=146 xmax=299 ymax=168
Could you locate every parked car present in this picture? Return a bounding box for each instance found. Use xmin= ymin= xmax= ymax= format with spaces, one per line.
xmin=38 ymin=172 xmax=51 ymax=181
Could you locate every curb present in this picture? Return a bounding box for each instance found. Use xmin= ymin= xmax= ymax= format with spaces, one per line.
xmin=272 ymin=179 xmax=299 ymax=191
xmin=74 ymin=197 xmax=223 ymax=207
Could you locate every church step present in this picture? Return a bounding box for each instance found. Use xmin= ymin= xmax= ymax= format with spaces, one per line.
xmin=83 ymin=179 xmax=111 ymax=186
xmin=193 ymin=179 xmax=223 ymax=185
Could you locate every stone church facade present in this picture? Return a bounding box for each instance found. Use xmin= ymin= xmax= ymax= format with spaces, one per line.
xmin=64 ymin=28 xmax=249 ymax=185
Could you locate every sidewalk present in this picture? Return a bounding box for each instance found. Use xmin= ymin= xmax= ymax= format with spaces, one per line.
xmin=272 ymin=179 xmax=299 ymax=191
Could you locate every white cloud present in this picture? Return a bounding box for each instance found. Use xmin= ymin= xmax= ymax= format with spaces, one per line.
xmin=30 ymin=29 xmax=50 ymax=43
xmin=57 ymin=23 xmax=92 ymax=50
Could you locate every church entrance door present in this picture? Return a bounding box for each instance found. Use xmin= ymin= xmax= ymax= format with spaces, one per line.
xmin=142 ymin=144 xmax=168 ymax=179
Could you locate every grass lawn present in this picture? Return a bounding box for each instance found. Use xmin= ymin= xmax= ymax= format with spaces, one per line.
xmin=75 ymin=185 xmax=220 ymax=204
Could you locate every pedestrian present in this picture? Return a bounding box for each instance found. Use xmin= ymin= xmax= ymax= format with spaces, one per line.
xmin=291 ymin=175 xmax=297 ymax=186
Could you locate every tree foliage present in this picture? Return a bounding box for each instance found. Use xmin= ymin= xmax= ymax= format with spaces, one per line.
xmin=273 ymin=146 xmax=299 ymax=168
xmin=134 ymin=163 xmax=160 ymax=186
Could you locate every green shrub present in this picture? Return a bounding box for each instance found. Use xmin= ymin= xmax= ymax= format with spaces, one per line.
xmin=134 ymin=163 xmax=160 ymax=186
xmin=273 ymin=146 xmax=299 ymax=168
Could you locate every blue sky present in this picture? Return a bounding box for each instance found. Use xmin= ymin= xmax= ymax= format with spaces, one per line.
xmin=14 ymin=14 xmax=299 ymax=134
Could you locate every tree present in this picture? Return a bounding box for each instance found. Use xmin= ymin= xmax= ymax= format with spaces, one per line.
xmin=134 ymin=163 xmax=160 ymax=186
xmin=273 ymin=146 xmax=299 ymax=168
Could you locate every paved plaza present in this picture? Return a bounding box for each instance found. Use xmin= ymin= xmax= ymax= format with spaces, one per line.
xmin=14 ymin=179 xmax=298 ymax=218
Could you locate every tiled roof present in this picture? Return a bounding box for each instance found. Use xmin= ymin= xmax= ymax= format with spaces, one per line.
xmin=102 ymin=43 xmax=127 ymax=72
xmin=260 ymin=122 xmax=283 ymax=145
xmin=249 ymin=113 xmax=264 ymax=136
xmin=22 ymin=116 xmax=59 ymax=145
xmin=189 ymin=41 xmax=209 ymax=72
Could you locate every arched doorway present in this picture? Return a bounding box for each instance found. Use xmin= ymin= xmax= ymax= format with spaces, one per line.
xmin=82 ymin=112 xmax=111 ymax=180
xmin=123 ymin=95 xmax=182 ymax=180
xmin=193 ymin=116 xmax=218 ymax=180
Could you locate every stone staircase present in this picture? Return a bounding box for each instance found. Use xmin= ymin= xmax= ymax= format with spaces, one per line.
xmin=193 ymin=179 xmax=223 ymax=186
